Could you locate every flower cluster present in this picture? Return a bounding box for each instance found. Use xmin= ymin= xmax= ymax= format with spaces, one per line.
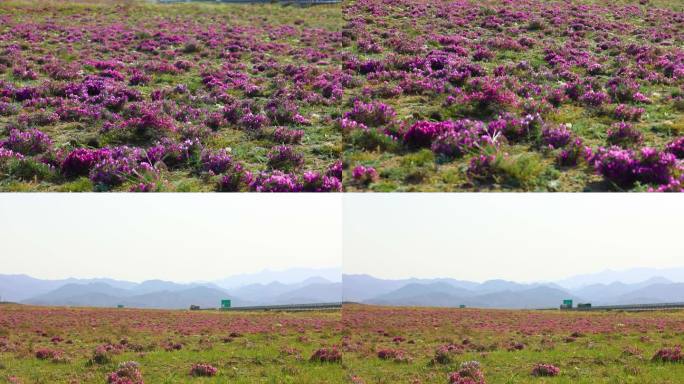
xmin=448 ymin=361 xmax=486 ymax=384
xmin=352 ymin=165 xmax=378 ymax=185
xmin=107 ymin=361 xmax=144 ymax=384
xmin=61 ymin=148 xmax=103 ymax=177
xmin=652 ymin=346 xmax=683 ymax=362
xmin=593 ymin=146 xmax=676 ymax=187
xmin=266 ymin=145 xmax=304 ymax=172
xmin=310 ymin=347 xmax=342 ymax=363
xmin=531 ymin=363 xmax=560 ymax=377
xmin=434 ymin=344 xmax=464 ymax=364
xmin=614 ymin=104 xmax=645 ymax=121
xmin=201 ymin=149 xmax=233 ymax=175
xmin=302 ymin=171 xmax=342 ymax=192
xmin=216 ymin=163 xmax=253 ymax=192
xmin=666 ymin=137 xmax=684 ymax=159
xmin=377 ymin=348 xmax=410 ymax=363
xmin=2 ymin=129 xmax=52 ymax=156
xmin=542 ymin=125 xmax=572 ymax=149
xmin=92 ymin=343 xmax=123 ymax=364
xmin=273 ymin=127 xmax=304 ymax=144
xmin=344 ymin=100 xmax=396 ymax=127
xmin=35 ymin=348 xmax=63 ymax=361
xmin=189 ymin=363 xmax=218 ymax=377
xmin=250 ymin=171 xmax=302 ymax=192
xmin=606 ymin=122 xmax=643 ymax=147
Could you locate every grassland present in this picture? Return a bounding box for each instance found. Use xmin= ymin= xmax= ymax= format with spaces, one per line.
xmin=0 ymin=305 xmax=343 ymax=383
xmin=341 ymin=0 xmax=684 ymax=191
xmin=0 ymin=0 xmax=343 ymax=192
xmin=342 ymin=305 xmax=684 ymax=383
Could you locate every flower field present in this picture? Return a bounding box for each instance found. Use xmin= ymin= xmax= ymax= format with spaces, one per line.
xmin=5 ymin=304 xmax=684 ymax=383
xmin=2 ymin=0 xmax=683 ymax=192
xmin=0 ymin=1 xmax=343 ymax=192
xmin=343 ymin=305 xmax=684 ymax=383
xmin=0 ymin=305 xmax=343 ymax=383
xmin=342 ymin=0 xmax=684 ymax=191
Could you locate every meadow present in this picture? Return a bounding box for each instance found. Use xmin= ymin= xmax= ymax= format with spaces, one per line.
xmin=342 ymin=304 xmax=684 ymax=383
xmin=5 ymin=304 xmax=684 ymax=383
xmin=342 ymin=0 xmax=684 ymax=191
xmin=0 ymin=0 xmax=343 ymax=192
xmin=0 ymin=305 xmax=343 ymax=383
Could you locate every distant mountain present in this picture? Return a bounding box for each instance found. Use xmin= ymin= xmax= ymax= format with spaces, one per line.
xmin=364 ymin=282 xmax=580 ymax=309
xmin=369 ymin=282 xmax=475 ymax=302
xmin=120 ymin=287 xmax=246 ymax=309
xmin=474 ymin=287 xmax=582 ymax=309
xmin=25 ymin=285 xmax=246 ymax=309
xmin=342 ymin=274 xmax=479 ymax=302
xmin=9 ymin=273 xmax=343 ymax=309
xmin=273 ymin=282 xmax=341 ymax=304
xmin=213 ymin=267 xmax=341 ymax=289
xmin=229 ymin=277 xmax=334 ymax=303
xmin=343 ymin=274 xmax=412 ymax=302
xmin=612 ymin=283 xmax=684 ymax=304
xmin=25 ymin=283 xmax=135 ymax=304
xmin=476 ymin=279 xmax=525 ymax=293
xmin=352 ymin=273 xmax=684 ymax=309
xmin=557 ymin=268 xmax=684 ymax=289
xmin=0 ymin=274 xmax=137 ymax=302
xmin=132 ymin=280 xmax=191 ymax=294
xmin=571 ymin=277 xmax=673 ymax=303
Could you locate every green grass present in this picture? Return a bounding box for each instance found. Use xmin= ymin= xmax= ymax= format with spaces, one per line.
xmin=344 ymin=305 xmax=684 ymax=384
xmin=0 ymin=305 xmax=343 ymax=383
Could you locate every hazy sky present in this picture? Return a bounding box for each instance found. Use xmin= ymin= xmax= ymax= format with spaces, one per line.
xmin=0 ymin=195 xmax=341 ymax=282
xmin=343 ymin=194 xmax=684 ymax=282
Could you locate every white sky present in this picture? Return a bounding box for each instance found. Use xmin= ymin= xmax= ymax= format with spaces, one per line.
xmin=343 ymin=194 xmax=684 ymax=283
xmin=0 ymin=194 xmax=341 ymax=282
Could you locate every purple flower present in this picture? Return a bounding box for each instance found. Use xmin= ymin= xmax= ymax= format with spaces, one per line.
xmin=249 ymin=171 xmax=302 ymax=192
xmin=352 ymin=165 xmax=378 ymax=185
xmin=326 ymin=160 xmax=343 ymax=179
xmin=189 ymin=363 xmax=217 ymax=377
xmin=652 ymin=346 xmax=683 ymax=362
xmin=593 ymin=146 xmax=638 ymax=187
xmin=580 ymin=90 xmax=608 ymax=107
xmin=147 ymin=138 xmax=202 ymax=169
xmin=266 ymin=145 xmax=304 ymax=171
xmin=337 ymin=117 xmax=368 ymax=133
xmin=403 ymin=121 xmax=444 ymax=149
xmin=431 ymin=129 xmax=477 ymax=159
xmin=216 ymin=163 xmax=253 ymax=192
xmin=665 ymin=137 xmax=684 ymax=159
xmin=238 ymin=112 xmax=269 ymax=133
xmin=201 ymin=149 xmax=233 ymax=175
xmin=542 ymin=125 xmax=572 ymax=149
xmin=358 ymin=60 xmax=384 ymax=75
xmin=634 ymin=147 xmax=676 ymax=185
xmin=302 ymin=171 xmax=341 ymax=192
xmin=467 ymin=154 xmax=497 ymax=182
xmin=0 ymin=147 xmax=24 ymax=161
xmin=606 ymin=122 xmax=643 ymax=147
xmin=557 ymin=138 xmax=589 ymax=167
xmin=3 ymin=129 xmax=52 ymax=155
xmin=344 ymin=100 xmax=396 ymax=127
xmin=531 ymin=363 xmax=560 ymax=377
xmin=61 ymin=148 xmax=101 ymax=177
xmin=614 ymin=104 xmax=645 ymax=121
xmin=273 ymin=127 xmax=304 ymax=144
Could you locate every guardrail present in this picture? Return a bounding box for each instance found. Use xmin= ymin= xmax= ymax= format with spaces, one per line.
xmin=560 ymin=302 xmax=684 ymax=312
xmin=218 ymin=302 xmax=342 ymax=312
